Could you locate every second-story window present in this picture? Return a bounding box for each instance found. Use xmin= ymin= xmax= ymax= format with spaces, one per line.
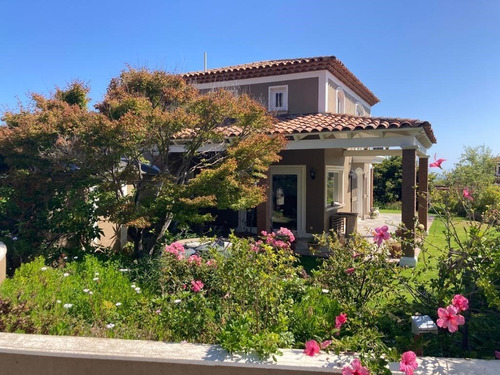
xmin=336 ymin=87 xmax=345 ymax=114
xmin=355 ymin=102 xmax=365 ymax=116
xmin=269 ymin=85 xmax=288 ymax=112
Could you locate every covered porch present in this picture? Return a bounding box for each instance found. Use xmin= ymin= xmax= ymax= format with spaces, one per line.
xmin=254 ymin=113 xmax=437 ymax=267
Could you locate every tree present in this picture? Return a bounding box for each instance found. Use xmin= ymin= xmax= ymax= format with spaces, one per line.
xmin=0 ymin=68 xmax=286 ymax=261
xmin=373 ymin=156 xmax=402 ymax=206
xmin=446 ymin=145 xmax=500 ymax=216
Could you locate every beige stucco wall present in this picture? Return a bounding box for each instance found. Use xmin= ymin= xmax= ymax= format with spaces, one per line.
xmin=327 ymin=79 xmax=370 ymax=115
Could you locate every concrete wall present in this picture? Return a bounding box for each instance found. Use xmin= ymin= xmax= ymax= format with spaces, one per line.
xmin=0 ymin=333 xmax=344 ymax=375
xmin=0 ymin=242 xmax=6 ymax=284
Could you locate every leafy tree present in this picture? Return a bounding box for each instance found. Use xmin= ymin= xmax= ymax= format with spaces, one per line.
xmin=443 ymin=145 xmax=500 ymax=216
xmin=0 ymin=68 xmax=285 ymax=262
xmin=373 ymin=156 xmax=402 ymax=206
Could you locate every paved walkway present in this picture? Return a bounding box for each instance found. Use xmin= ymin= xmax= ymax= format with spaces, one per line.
xmin=294 ymin=213 xmax=435 ymax=255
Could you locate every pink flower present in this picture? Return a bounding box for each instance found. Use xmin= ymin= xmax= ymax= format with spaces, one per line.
xmin=342 ymin=358 xmax=370 ymax=375
xmin=187 ymin=254 xmax=202 ymax=266
xmin=452 ymin=294 xmax=469 ymax=312
xmin=335 ymin=313 xmax=348 ymax=331
xmin=429 ymin=154 xmax=446 ymax=169
xmin=345 ymin=267 xmax=355 ymax=275
xmin=463 ymin=188 xmax=473 ymax=201
xmin=495 ymin=351 xmax=500 ymax=359
xmin=399 ymin=351 xmax=418 ymax=375
xmin=437 ymin=305 xmax=465 ymax=333
xmin=191 ymin=280 xmax=204 ymax=293
xmin=373 ymin=225 xmax=390 ymax=246
xmin=206 ymin=259 xmax=217 ymax=267
xmin=303 ymin=340 xmax=320 ymax=356
xmin=277 ymin=227 xmax=295 ymax=243
xmin=165 ymin=242 xmax=185 ymax=259
xmin=320 ymin=340 xmax=332 ymax=349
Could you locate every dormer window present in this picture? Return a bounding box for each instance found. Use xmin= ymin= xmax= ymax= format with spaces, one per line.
xmin=269 ymin=85 xmax=288 ymax=111
xmin=336 ymin=87 xmax=345 ymax=114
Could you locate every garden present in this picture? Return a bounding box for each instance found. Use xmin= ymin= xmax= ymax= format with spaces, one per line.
xmin=1 ymin=70 xmax=500 ymax=374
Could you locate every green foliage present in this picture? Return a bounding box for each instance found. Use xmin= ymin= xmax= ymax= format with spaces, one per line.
xmin=0 ymin=69 xmax=286 ymax=261
xmin=373 ymin=156 xmax=402 ymax=206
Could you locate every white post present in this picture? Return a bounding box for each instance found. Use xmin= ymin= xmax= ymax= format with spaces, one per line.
xmin=0 ymin=242 xmax=7 ymax=284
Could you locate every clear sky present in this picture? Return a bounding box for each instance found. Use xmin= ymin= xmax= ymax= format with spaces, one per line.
xmin=1 ymin=0 xmax=499 ymax=169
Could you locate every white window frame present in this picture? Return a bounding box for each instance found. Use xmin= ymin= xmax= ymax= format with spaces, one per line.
xmin=268 ymin=85 xmax=288 ymax=112
xmin=355 ymin=102 xmax=365 ymax=116
xmin=336 ymin=87 xmax=345 ymax=114
xmin=325 ymin=166 xmax=344 ymax=207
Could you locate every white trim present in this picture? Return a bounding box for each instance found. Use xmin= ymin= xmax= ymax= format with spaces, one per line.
xmin=355 ymin=167 xmax=364 ymax=218
xmin=318 ymin=71 xmax=327 ymax=113
xmin=285 ymin=133 xmax=428 ymax=153
xmin=268 ymin=85 xmax=288 ymax=111
xmin=192 ymin=71 xmax=324 ymax=90
xmin=270 ymin=165 xmax=306 ymax=237
xmin=326 ymin=71 xmax=371 ymax=109
xmin=336 ymin=87 xmax=345 ymax=114
xmin=355 ymin=102 xmax=365 ymax=116
xmin=325 ymin=166 xmax=344 ymax=207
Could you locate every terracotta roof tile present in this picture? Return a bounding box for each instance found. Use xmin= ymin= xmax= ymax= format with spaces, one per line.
xmin=182 ymin=56 xmax=380 ymax=106
xmin=175 ymin=113 xmax=436 ymax=144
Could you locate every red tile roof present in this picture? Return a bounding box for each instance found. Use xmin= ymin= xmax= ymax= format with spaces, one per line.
xmin=182 ymin=56 xmax=380 ymax=106
xmin=175 ymin=113 xmax=437 ymax=145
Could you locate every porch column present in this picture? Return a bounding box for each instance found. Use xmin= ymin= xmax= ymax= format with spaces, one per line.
xmin=418 ymin=156 xmax=429 ymax=232
xmin=400 ymin=147 xmax=418 ymax=267
xmin=256 ymin=171 xmax=271 ymax=234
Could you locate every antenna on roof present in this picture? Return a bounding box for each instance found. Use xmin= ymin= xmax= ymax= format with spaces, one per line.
xmin=204 ymin=52 xmax=207 ymax=72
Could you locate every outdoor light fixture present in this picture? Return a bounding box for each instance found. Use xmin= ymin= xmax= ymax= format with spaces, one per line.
xmin=309 ymin=168 xmax=316 ymax=180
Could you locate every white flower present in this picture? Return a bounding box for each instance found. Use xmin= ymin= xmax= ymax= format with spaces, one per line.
xmin=41 ymin=267 xmax=47 ymax=271
xmin=56 ymin=300 xmax=62 ymax=304
xmin=119 ymin=268 xmax=129 ymax=272
xmin=88 ymin=291 xmax=93 ymax=295
xmin=12 ymin=236 xmax=18 ymax=241
xmin=106 ymin=323 xmax=115 ymax=329
xmin=115 ymin=302 xmax=122 ymax=307
xmin=135 ymin=287 xmax=141 ymax=293
xmin=63 ymin=273 xmax=70 ymax=277
xmin=83 ymin=288 xmax=90 ymax=293
xmin=173 ymin=299 xmax=182 ymax=304
xmin=63 ymin=303 xmax=73 ymax=309
xmin=73 ymin=256 xmax=78 ymax=260
xmin=131 ymin=284 xmax=136 ymax=288
xmin=93 ymin=277 xmax=99 ymax=281
xmin=63 ymin=256 xmax=68 ymax=260
xmin=94 ymin=272 xmax=100 ymax=276
xmin=322 ymin=289 xmax=329 ymax=294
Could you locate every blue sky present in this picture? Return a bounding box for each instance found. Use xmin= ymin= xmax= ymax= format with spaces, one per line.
xmin=1 ymin=0 xmax=499 ymax=169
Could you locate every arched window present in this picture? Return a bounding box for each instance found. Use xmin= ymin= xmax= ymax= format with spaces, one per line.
xmin=355 ymin=102 xmax=365 ymax=116
xmin=336 ymin=87 xmax=345 ymax=114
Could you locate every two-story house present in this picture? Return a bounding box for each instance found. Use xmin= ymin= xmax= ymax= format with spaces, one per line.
xmin=182 ymin=56 xmax=436 ymax=265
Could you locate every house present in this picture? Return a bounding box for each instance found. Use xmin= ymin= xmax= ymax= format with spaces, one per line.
xmin=182 ymin=56 xmax=436 ymax=266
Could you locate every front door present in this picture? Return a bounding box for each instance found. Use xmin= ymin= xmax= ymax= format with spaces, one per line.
xmin=270 ymin=166 xmax=305 ymax=236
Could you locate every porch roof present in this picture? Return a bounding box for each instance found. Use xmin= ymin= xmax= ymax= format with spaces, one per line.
xmin=173 ymin=113 xmax=436 ymax=155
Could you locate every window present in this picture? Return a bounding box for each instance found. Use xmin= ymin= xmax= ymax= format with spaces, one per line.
xmin=268 ymin=85 xmax=288 ymax=111
xmin=355 ymin=102 xmax=365 ymax=116
xmin=336 ymin=87 xmax=345 ymax=114
xmin=326 ymin=167 xmax=344 ymax=206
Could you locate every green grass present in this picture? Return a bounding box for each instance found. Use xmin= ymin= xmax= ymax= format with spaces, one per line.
xmin=379 ymin=208 xmax=402 ymax=214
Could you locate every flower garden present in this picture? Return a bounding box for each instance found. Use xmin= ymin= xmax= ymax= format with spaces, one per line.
xmin=1 ymin=176 xmax=500 ymax=374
